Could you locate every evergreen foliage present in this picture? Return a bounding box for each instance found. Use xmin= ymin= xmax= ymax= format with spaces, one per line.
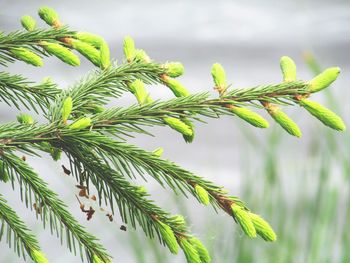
xmin=0 ymin=6 xmax=346 ymax=263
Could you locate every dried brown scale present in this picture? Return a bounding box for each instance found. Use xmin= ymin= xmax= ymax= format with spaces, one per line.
xmin=75 ymin=185 xmax=114 ymax=221
xmin=52 ymin=20 xmax=62 ymax=29
xmin=86 ymin=207 xmax=95 ymax=221
xmin=106 ymin=213 xmax=113 ymax=222
xmin=209 ymin=191 xmax=235 ymax=215
xmin=150 ymin=214 xmax=158 ymax=221
xmin=174 ymin=232 xmax=187 ymax=240
xmin=59 ymin=37 xmax=73 ymax=46
xmin=294 ymin=93 xmax=310 ymax=101
xmin=61 ymin=165 xmax=71 ymax=175
xmin=189 ymin=178 xmax=235 ymax=215
xmin=260 ymin=101 xmax=269 ymax=108
xmin=0 ymin=139 xmax=13 ymax=145
xmin=186 ymin=180 xmax=195 ymax=187
xmin=79 ymin=188 xmax=88 ymax=198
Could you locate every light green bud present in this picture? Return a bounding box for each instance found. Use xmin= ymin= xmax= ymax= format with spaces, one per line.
xmin=190 ymin=237 xmax=211 ymax=263
xmin=21 ymin=15 xmax=36 ymax=31
xmin=164 ymin=117 xmax=193 ymax=136
xmin=0 ymin=160 xmax=9 ymax=183
xmin=136 ymin=186 xmax=148 ymax=195
xmin=162 ymin=76 xmax=190 ymax=97
xmin=92 ymin=254 xmax=111 ymax=263
xmin=249 ymin=213 xmax=277 ymax=242
xmin=129 ymin=79 xmax=153 ymax=105
xmin=89 ymin=104 xmax=105 ymax=114
xmin=152 ymin=147 xmax=164 ymax=157
xmin=62 ymin=96 xmax=73 ymax=123
xmin=69 ymin=117 xmax=92 ymax=130
xmin=164 ymin=62 xmax=185 ymax=78
xmin=299 ymin=99 xmax=346 ymax=131
xmin=41 ymin=76 xmax=53 ymax=85
xmin=135 ymin=49 xmax=151 ymax=62
xmin=171 ymin=215 xmax=186 ymax=227
xmin=17 ymin=113 xmax=34 ymax=124
xmin=100 ymin=41 xmax=111 ymax=69
xmin=31 ymin=250 xmax=49 ymax=263
xmin=70 ymin=39 xmax=100 ymax=67
xmin=229 ymin=106 xmax=269 ymax=128
xmin=211 ymin=63 xmax=227 ymax=88
xmin=280 ymin=56 xmax=297 ymax=82
xmin=41 ymin=41 xmax=80 ymax=66
xmin=194 ymin=185 xmax=210 ymax=205
xmin=38 ymin=6 xmax=60 ymax=27
xmin=231 ymin=205 xmax=257 ymax=238
xmin=266 ymin=104 xmax=301 ymax=137
xmin=123 ymin=36 xmax=136 ymax=62
xmin=50 ymin=147 xmax=62 ymax=161
xmin=10 ymin=47 xmax=43 ymax=67
xmin=181 ymin=118 xmax=195 ymax=143
xmin=75 ymin=32 xmax=104 ymax=48
xmin=308 ymin=67 xmax=341 ymax=93
xmin=157 ymin=221 xmax=179 ymax=254
xmin=179 ymin=238 xmax=201 ymax=263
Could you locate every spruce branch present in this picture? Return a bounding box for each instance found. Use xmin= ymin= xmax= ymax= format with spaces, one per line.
xmin=61 ymin=131 xmax=245 ymax=209
xmin=0 ymin=27 xmax=75 ymax=66
xmin=64 ymin=147 xmax=204 ymax=256
xmin=0 ymin=72 xmax=60 ymax=112
xmin=0 ymin=123 xmax=252 ymax=248
xmin=1 ymin=153 xmax=111 ymax=262
xmin=48 ymin=62 xmax=165 ymax=122
xmin=0 ymin=194 xmax=45 ymax=261
xmin=91 ymin=81 xmax=309 ymax=137
xmin=0 ymin=5 xmax=346 ymax=263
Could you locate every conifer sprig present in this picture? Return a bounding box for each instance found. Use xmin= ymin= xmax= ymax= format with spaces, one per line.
xmin=0 ymin=27 xmax=75 ymax=66
xmin=48 ymin=62 xmax=165 ymax=121
xmin=0 ymin=6 xmax=346 ymax=263
xmin=1 ymin=125 xmax=247 ymax=216
xmin=65 ymin=149 xmax=198 ymax=255
xmin=0 ymin=194 xmax=42 ymax=261
xmin=0 ymin=72 xmax=60 ymax=112
xmin=1 ymin=153 xmax=111 ymax=262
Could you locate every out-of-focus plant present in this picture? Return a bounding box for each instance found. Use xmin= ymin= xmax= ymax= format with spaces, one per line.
xmin=0 ymin=7 xmax=346 ymax=263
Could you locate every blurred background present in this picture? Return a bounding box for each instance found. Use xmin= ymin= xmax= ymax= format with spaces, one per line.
xmin=1 ymin=0 xmax=350 ymax=262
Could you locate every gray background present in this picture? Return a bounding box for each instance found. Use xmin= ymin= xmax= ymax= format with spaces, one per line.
xmin=0 ymin=0 xmax=349 ymax=262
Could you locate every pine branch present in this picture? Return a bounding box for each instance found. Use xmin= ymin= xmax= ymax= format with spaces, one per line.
xmin=0 ymin=6 xmax=346 ymax=263
xmin=1 ymin=153 xmax=111 ymax=262
xmin=48 ymin=62 xmax=165 ymax=121
xmin=65 ymin=148 xmax=197 ymax=246
xmin=0 ymin=194 xmax=45 ymax=261
xmin=1 ymin=123 xmax=210 ymax=255
xmin=226 ymin=81 xmax=308 ymax=105
xmin=0 ymin=72 xmax=60 ymax=112
xmin=0 ymin=123 xmax=251 ymax=243
xmin=0 ymin=27 xmax=75 ymax=66
xmin=60 ymin=131 xmax=244 ymax=209
xmin=92 ymin=81 xmax=309 ymax=136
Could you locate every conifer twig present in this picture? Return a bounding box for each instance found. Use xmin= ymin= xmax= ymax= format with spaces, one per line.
xmin=2 ymin=153 xmax=111 ymax=262
xmin=0 ymin=194 xmax=45 ymax=261
xmin=0 ymin=5 xmax=346 ymax=263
